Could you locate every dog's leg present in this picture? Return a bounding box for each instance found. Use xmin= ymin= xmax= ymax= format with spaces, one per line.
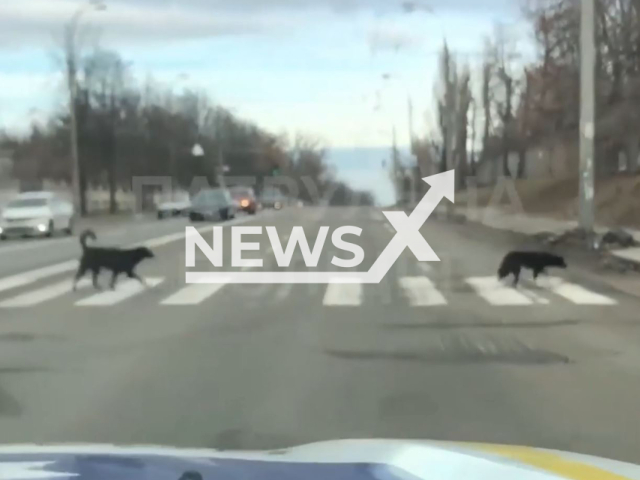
xmin=512 ymin=267 xmax=521 ymax=287
xmin=72 ymin=266 xmax=86 ymax=291
xmin=110 ymin=272 xmax=119 ymax=290
xmin=128 ymin=271 xmax=147 ymax=287
xmin=533 ymin=268 xmax=541 ymax=280
xmin=91 ymin=269 xmax=102 ymax=290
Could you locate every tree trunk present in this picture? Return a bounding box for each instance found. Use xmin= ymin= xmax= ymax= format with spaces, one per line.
xmin=79 ymin=164 xmax=88 ymax=216
xmin=107 ymin=158 xmax=117 ymax=214
xmin=517 ymin=148 xmax=526 ymax=178
xmin=625 ymin=136 xmax=639 ymax=173
xmin=106 ymin=116 xmax=118 ymax=214
xmin=501 ymin=124 xmax=511 ymax=178
xmin=502 ymin=149 xmax=511 ymax=177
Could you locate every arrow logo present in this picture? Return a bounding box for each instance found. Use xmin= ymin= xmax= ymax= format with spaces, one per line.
xmin=186 ymin=169 xmax=455 ymax=284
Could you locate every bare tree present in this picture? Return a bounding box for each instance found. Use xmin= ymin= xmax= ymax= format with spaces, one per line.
xmin=491 ymin=25 xmax=521 ymax=177
xmin=437 ymin=43 xmax=458 ymax=173
xmin=62 ymin=0 xmax=106 ymax=215
xmin=454 ymin=67 xmax=472 ymax=189
xmin=480 ymin=40 xmax=495 ymax=177
xmin=469 ymin=99 xmax=478 ymax=176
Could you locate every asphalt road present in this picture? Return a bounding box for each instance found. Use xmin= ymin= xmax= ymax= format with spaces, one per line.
xmin=1 ymin=206 xmax=640 ymax=464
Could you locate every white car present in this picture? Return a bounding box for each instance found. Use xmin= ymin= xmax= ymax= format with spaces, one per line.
xmin=0 ymin=192 xmax=74 ymax=240
xmin=156 ymin=200 xmax=191 ymax=219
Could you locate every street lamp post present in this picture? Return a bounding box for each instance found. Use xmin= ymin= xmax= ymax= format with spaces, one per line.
xmin=579 ymin=0 xmax=596 ymax=236
xmin=65 ymin=0 xmax=106 ymax=216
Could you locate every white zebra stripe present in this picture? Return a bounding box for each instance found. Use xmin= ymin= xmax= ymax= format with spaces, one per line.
xmin=0 ymin=278 xmax=91 ymax=308
xmin=323 ymin=283 xmax=362 ymax=306
xmin=161 ymin=283 xmax=226 ymax=306
xmin=76 ymin=278 xmax=163 ymax=306
xmin=466 ymin=277 xmax=535 ymax=306
xmin=399 ymin=276 xmax=447 ymax=306
xmin=0 ymin=261 xmax=77 ymax=295
xmin=538 ymin=277 xmax=617 ymax=305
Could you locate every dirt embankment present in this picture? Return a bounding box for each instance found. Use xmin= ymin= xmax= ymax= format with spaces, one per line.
xmin=456 ymin=174 xmax=640 ymax=229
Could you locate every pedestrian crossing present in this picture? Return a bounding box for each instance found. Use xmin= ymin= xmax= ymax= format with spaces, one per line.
xmin=323 ymin=283 xmax=362 ymax=306
xmin=466 ymin=277 xmax=546 ymax=306
xmin=0 ymin=267 xmax=620 ymax=309
xmin=399 ymin=276 xmax=447 ymax=306
xmin=160 ymin=283 xmax=226 ymax=306
xmin=75 ymin=278 xmax=164 ymax=306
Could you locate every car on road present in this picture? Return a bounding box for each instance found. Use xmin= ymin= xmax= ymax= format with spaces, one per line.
xmin=229 ymin=186 xmax=258 ymax=215
xmin=260 ymin=189 xmax=288 ymax=210
xmin=156 ymin=199 xmax=191 ymax=219
xmin=188 ymin=188 xmax=236 ymax=222
xmin=0 ymin=191 xmax=74 ymax=240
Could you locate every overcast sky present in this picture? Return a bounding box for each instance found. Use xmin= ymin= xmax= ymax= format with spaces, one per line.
xmin=0 ymin=0 xmax=527 ymax=203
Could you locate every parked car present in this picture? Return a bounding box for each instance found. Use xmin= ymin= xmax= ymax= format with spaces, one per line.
xmin=229 ymin=186 xmax=258 ymax=215
xmin=188 ymin=188 xmax=236 ymax=222
xmin=156 ymin=200 xmax=191 ymax=219
xmin=0 ymin=191 xmax=74 ymax=240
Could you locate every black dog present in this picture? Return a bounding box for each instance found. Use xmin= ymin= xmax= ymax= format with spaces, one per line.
xmin=73 ymin=230 xmax=155 ymax=291
xmin=498 ymin=251 xmax=567 ymax=286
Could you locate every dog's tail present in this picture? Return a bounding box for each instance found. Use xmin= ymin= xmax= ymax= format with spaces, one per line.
xmin=79 ymin=229 xmax=97 ymax=250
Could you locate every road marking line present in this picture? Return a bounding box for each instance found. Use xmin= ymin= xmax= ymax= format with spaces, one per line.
xmin=323 ymin=283 xmax=362 ymax=306
xmin=76 ymin=277 xmax=163 ymax=306
xmin=0 ymin=217 xmax=255 ymax=296
xmin=0 ymin=278 xmax=91 ymax=308
xmin=161 ymin=283 xmax=226 ymax=305
xmin=515 ymin=280 xmax=551 ymax=305
xmin=399 ymin=276 xmax=447 ymax=306
xmin=0 ymin=261 xmax=78 ymax=294
xmin=466 ymin=277 xmax=534 ymax=306
xmin=0 ymin=238 xmax=75 ymax=257
xmin=139 ymin=232 xmax=186 ymax=248
xmin=538 ymin=276 xmax=617 ymax=305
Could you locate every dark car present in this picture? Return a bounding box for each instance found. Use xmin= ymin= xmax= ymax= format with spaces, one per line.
xmin=229 ymin=186 xmax=258 ymax=214
xmin=188 ymin=188 xmax=236 ymax=222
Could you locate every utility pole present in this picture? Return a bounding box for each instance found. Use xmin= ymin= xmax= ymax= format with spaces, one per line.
xmin=407 ymin=97 xmax=417 ymax=205
xmin=391 ymin=126 xmax=403 ymax=204
xmin=64 ymin=1 xmax=106 ymax=216
xmin=579 ymin=0 xmax=596 ymax=234
xmin=214 ymin=111 xmax=226 ymax=188
xmin=408 ymin=97 xmax=415 ymax=150
xmin=64 ymin=24 xmax=82 ymax=215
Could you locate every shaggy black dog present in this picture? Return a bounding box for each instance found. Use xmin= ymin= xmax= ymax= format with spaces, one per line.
xmin=498 ymin=251 xmax=567 ymax=286
xmin=73 ymin=230 xmax=154 ymax=291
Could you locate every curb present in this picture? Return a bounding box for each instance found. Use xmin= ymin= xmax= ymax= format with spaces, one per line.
xmin=447 ymin=206 xmax=640 ymax=270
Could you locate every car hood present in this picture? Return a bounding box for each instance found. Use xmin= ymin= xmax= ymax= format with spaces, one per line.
xmin=2 ymin=206 xmax=51 ymax=220
xmin=0 ymin=440 xmax=637 ymax=480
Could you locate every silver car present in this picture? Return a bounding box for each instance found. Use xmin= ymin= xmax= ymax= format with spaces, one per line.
xmin=0 ymin=192 xmax=74 ymax=239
